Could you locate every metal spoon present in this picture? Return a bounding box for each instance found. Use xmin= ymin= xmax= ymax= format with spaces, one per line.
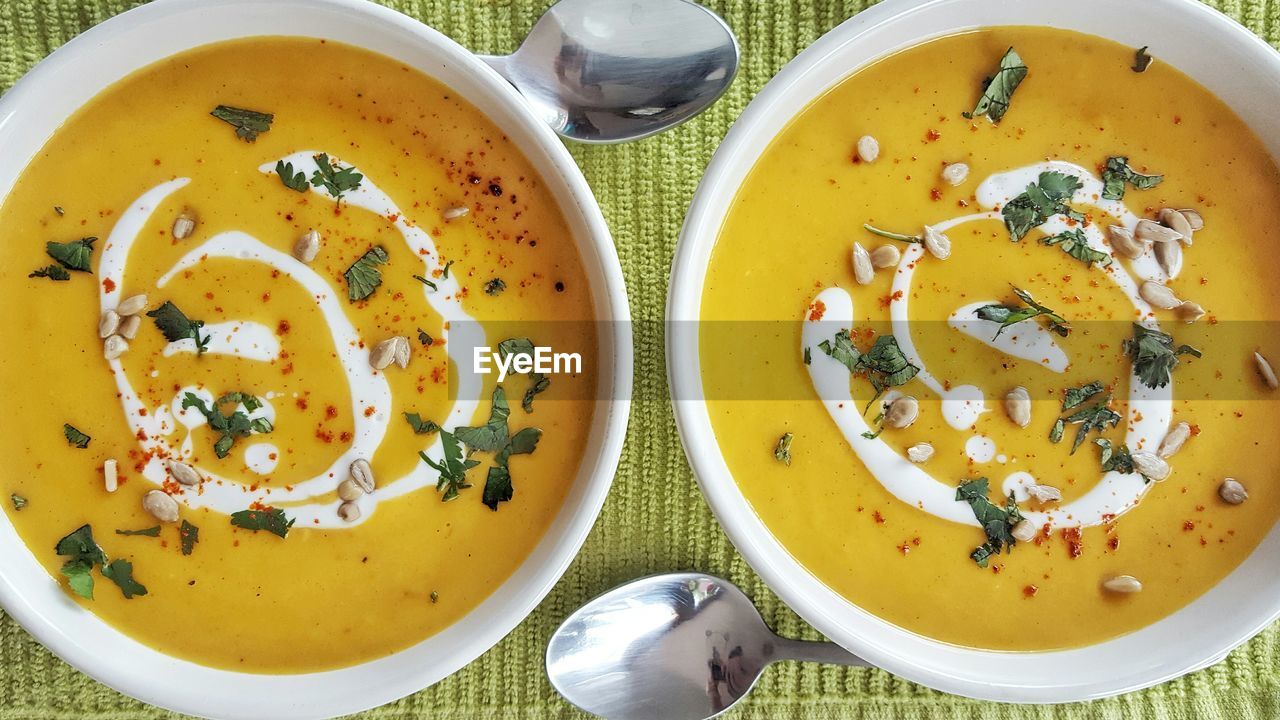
xmin=547 ymin=573 xmax=869 ymax=720
xmin=481 ymin=0 xmax=739 ymax=143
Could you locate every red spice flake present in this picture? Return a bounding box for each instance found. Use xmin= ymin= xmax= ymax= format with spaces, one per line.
xmin=1183 ymin=520 xmax=1196 ymax=532
xmin=897 ymin=541 xmax=912 ymax=555
xmin=807 ymin=300 xmax=827 ymax=322
xmin=102 ymin=278 xmax=117 ymax=293
xmin=339 ymin=431 xmax=352 ymax=443
xmin=430 ymin=365 xmax=446 ymax=383
xmin=1062 ymin=527 xmax=1083 ymax=558
xmin=277 ymin=320 xmax=291 ymax=335
xmin=363 ymin=406 xmax=376 ymax=418
xmin=281 ymin=362 xmax=294 ymax=375
xmin=1107 ymin=536 xmax=1119 ymax=551
xmin=925 ymin=129 xmax=941 ymax=142
xmin=1022 ymin=584 xmax=1038 ymax=598
xmin=872 ymin=510 xmax=886 ymax=524
xmin=929 ymin=187 xmax=943 ymax=201
xmin=315 ymin=429 xmax=335 ymax=443
xmin=296 ymin=398 xmax=309 ymax=410
xmin=325 ymin=405 xmax=338 ymax=420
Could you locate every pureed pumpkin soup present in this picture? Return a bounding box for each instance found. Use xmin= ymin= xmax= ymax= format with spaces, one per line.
xmin=702 ymin=27 xmax=1280 ymax=650
xmin=0 ymin=37 xmax=598 ymax=671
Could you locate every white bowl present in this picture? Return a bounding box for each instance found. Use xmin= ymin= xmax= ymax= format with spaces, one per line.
xmin=669 ymin=0 xmax=1280 ymax=704
xmin=0 ymin=1 xmax=632 ymax=718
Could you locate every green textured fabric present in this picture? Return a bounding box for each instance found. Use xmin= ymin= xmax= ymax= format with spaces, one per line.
xmin=1 ymin=1 xmax=1279 ymax=718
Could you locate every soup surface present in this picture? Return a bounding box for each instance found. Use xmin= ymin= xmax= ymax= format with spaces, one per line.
xmin=0 ymin=38 xmax=597 ymax=671
xmin=702 ymin=27 xmax=1280 ymax=650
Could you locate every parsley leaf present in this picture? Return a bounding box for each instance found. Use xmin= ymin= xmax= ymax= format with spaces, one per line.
xmin=63 ymin=423 xmax=91 ymax=449
xmin=498 ymin=337 xmax=551 ymax=412
xmin=1062 ymin=381 xmax=1106 ymax=411
xmin=181 ymin=391 xmax=273 ymax=458
xmin=451 ymin=387 xmax=543 ymax=510
xmin=974 ymin=287 xmax=1070 ymax=339
xmin=1001 ymin=171 xmax=1083 ymax=241
xmin=10 ymin=493 xmax=27 ymax=510
xmin=55 ymin=525 xmax=147 ymax=600
xmin=1100 ymin=156 xmax=1163 ymax=201
xmin=230 ymin=508 xmax=294 ymax=538
xmin=1096 ymin=438 xmax=1136 ymax=474
xmin=29 ymin=264 xmax=70 ymax=281
xmin=421 ymin=429 xmax=478 ymax=502
xmin=274 ymin=160 xmax=309 ymax=192
xmin=955 ymin=478 xmax=1024 ymax=567
xmin=46 ymin=237 xmax=96 ymax=272
xmin=1132 ymin=46 xmax=1154 ymax=73
xmin=101 ymin=558 xmax=147 ymax=598
xmin=310 ymin=153 xmax=363 ymax=201
xmin=484 ymin=278 xmax=507 ymax=296
xmin=965 ymin=47 xmax=1027 ymax=123
xmin=1063 ymin=397 xmax=1122 ymax=454
xmin=115 ymin=527 xmax=160 ymax=537
xmin=147 ymin=301 xmax=210 ymax=354
xmin=1123 ymin=323 xmax=1201 ymax=389
xmin=210 ymin=105 xmax=273 ymax=142
xmin=180 ymin=520 xmax=199 ymax=555
xmin=1041 ymin=228 xmax=1112 ymax=268
xmin=774 ymin=433 xmax=794 ymax=465
xmin=344 ymin=246 xmax=389 ymax=302
xmin=405 ymin=413 xmax=440 ymax=435
xmin=817 ymin=331 xmax=919 ymax=405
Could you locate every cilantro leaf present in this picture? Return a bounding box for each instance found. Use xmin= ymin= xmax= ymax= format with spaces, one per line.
xmin=344 ymin=246 xmax=389 ymax=302
xmin=974 ymin=287 xmax=1070 ymax=339
xmin=1062 ymin=381 xmax=1105 ymax=411
xmin=1132 ymin=47 xmax=1154 ymax=73
xmin=63 ymin=423 xmax=91 ymax=449
xmin=46 ymin=237 xmax=96 ymax=272
xmin=404 ymin=412 xmax=440 ymax=435
xmin=1041 ymin=228 xmax=1112 ymax=268
xmin=10 ymin=493 xmax=27 ymax=510
xmin=55 ymin=525 xmax=106 ymax=599
xmin=1096 ymin=438 xmax=1136 ymax=474
xmin=210 ymin=105 xmax=273 ymax=142
xmin=498 ymin=337 xmax=551 ymax=411
xmin=147 ymin=301 xmax=210 ymax=354
xmin=274 ymin=160 xmax=309 ymax=192
xmin=29 ymin=264 xmax=70 ymax=281
xmin=484 ymin=278 xmax=507 ymax=296
xmin=417 ymin=328 xmax=434 ymax=346
xmin=180 ymin=520 xmax=199 ymax=556
xmin=422 ymin=429 xmax=478 ymax=502
xmin=1001 ymin=172 xmax=1083 ymax=241
xmin=965 ymin=47 xmax=1027 ymax=123
xmin=774 ymin=433 xmax=794 ymax=465
xmin=482 ymin=465 xmax=513 ymax=509
xmin=956 ymin=478 xmax=1024 ymax=567
xmin=60 ymin=560 xmax=95 ymax=599
xmin=181 ymin=392 xmax=272 ymax=458
xmin=1063 ymin=397 xmax=1122 ymax=454
xmin=1049 ymin=418 xmax=1065 ymax=443
xmin=101 ymin=559 xmax=148 ymax=599
xmin=230 ymin=508 xmax=294 ymax=538
xmin=818 ymin=331 xmax=919 ymax=404
xmin=115 ymin=527 xmax=161 ymax=537
xmin=310 ymin=153 xmax=363 ymax=201
xmin=1123 ymin=323 xmax=1201 ymax=389
xmin=441 ymin=386 xmax=543 ymax=509
xmin=455 ymin=387 xmax=512 ymax=452
xmin=1101 ymin=156 xmax=1163 ymax=201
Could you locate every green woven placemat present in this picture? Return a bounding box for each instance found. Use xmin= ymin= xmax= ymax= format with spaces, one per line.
xmin=2 ymin=1 xmax=1279 ymax=718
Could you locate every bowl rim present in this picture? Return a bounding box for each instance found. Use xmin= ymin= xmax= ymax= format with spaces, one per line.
xmin=668 ymin=0 xmax=1280 ymax=704
xmin=0 ymin=0 xmax=632 ymax=717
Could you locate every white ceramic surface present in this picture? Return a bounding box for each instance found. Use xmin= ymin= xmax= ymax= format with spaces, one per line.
xmin=0 ymin=1 xmax=632 ymax=718
xmin=669 ymin=0 xmax=1280 ymax=704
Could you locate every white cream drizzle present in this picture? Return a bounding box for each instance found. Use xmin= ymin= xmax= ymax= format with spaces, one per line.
xmin=949 ymin=301 xmax=1070 ymax=373
xmin=98 ymin=153 xmax=486 ymax=528
xmin=807 ymin=161 xmax=1175 ymax=530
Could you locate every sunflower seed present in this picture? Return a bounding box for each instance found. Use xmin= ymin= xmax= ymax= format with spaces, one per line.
xmin=906 ymin=442 xmax=934 ymax=463
xmin=1004 ymin=386 xmax=1032 ymax=428
xmin=392 ymin=336 xmax=412 ymax=369
xmin=1255 ymin=352 xmax=1278 ymax=389
xmin=1218 ymin=478 xmax=1248 ymax=505
xmin=337 ymin=478 xmax=364 ymax=502
xmin=856 ymin=135 xmax=879 ymax=163
xmin=338 ymin=502 xmax=361 ymax=522
xmin=1174 ymin=301 xmax=1205 ymax=323
xmin=851 ymin=242 xmax=875 ymax=285
xmin=1157 ymin=422 xmax=1192 ymax=459
xmin=98 ymin=310 xmax=121 ymax=339
xmin=350 ymin=458 xmax=375 ymax=493
xmin=167 ymin=460 xmax=201 ymax=486
xmin=293 ymin=229 xmax=322 ymax=263
xmin=1106 ymin=225 xmax=1145 ymax=259
xmin=443 ymin=206 xmax=470 ymax=220
xmin=941 ymin=162 xmax=969 ymax=186
xmin=1135 ymin=218 xmax=1183 ymax=245
xmin=103 ymin=459 xmax=118 ymax=493
xmin=1159 ymin=208 xmax=1193 ymax=246
xmin=172 ymin=214 xmax=196 ymax=240
xmin=1131 ymin=451 xmax=1171 ymax=481
xmin=885 ymin=395 xmax=919 ymax=429
xmin=1178 ymin=208 xmax=1205 ymax=231
xmin=1102 ymin=575 xmax=1143 ymax=594
xmin=922 ymin=225 xmax=951 ymax=260
xmin=369 ymin=338 xmax=398 ymax=370
xmin=1011 ymin=519 xmax=1037 ymax=542
xmin=869 ymin=244 xmax=901 ymax=269
xmin=1154 ymin=238 xmax=1182 ymax=278
xmin=103 ymin=335 xmax=128 ymax=360
xmin=1139 ymin=281 xmax=1181 ymax=309
xmin=116 ymin=294 xmax=148 ymax=316
xmin=1026 ymin=484 xmax=1062 ymax=503
xmin=142 ymin=490 xmax=180 ymax=523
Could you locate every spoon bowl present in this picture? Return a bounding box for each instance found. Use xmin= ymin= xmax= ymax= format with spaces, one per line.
xmin=547 ymin=573 xmax=866 ymax=720
xmin=483 ymin=0 xmax=739 ymax=143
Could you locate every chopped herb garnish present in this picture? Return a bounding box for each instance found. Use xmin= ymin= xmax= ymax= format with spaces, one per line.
xmin=861 ymin=407 xmax=887 ymax=440
xmin=430 ymin=590 xmax=439 ymax=603
xmin=114 ymin=526 xmax=161 ymax=537
xmin=1049 ymin=418 xmax=1065 ymax=444
xmin=451 ymin=387 xmax=542 ymax=510
xmin=817 ymin=331 xmax=919 ymax=406
xmin=774 ymin=433 xmax=794 ymax=465
xmin=310 ymin=153 xmax=363 ymax=201
xmin=441 ymin=260 xmax=455 ymax=279
xmin=956 ymin=478 xmax=1024 ymax=567
xmin=53 ymin=206 xmax=64 ymax=216
xmin=55 ymin=524 xmax=146 ymax=600
xmin=210 ymin=105 xmax=273 ymax=142
xmin=180 ymin=520 xmax=199 ymax=555
xmin=965 ymin=47 xmax=1027 ymax=123
xmin=405 ymin=412 xmax=440 ymax=435
xmin=181 ymin=392 xmax=273 ymax=458
xmin=1062 ymin=381 xmax=1105 ymax=411
xmin=498 ymin=337 xmax=550 ymax=412
xmin=422 ymin=429 xmax=477 ymax=502
xmin=230 ymin=507 xmax=294 ymax=538
xmin=147 ymin=301 xmax=210 ymax=354
xmin=46 ymin=236 xmax=96 ymax=272
xmin=63 ymin=423 xmax=91 ymax=449
xmin=29 ymin=264 xmax=70 ymax=281
xmin=344 ymin=246 xmax=389 ymax=302
xmin=10 ymin=493 xmax=27 ymax=510
xmin=413 ymin=275 xmax=438 ymax=291
xmin=1001 ymin=171 xmax=1084 ymax=241
xmin=274 ymin=160 xmax=309 ymax=192
xmin=101 ymin=559 xmax=147 ymax=599
xmin=803 ymin=346 xmax=812 ymax=365
xmin=417 ymin=328 xmax=434 ymax=346
xmin=863 ymin=223 xmax=921 ymax=243
xmin=1123 ymin=323 xmax=1201 ymax=389
xmin=1062 ymin=397 xmax=1122 ymax=454
xmin=1132 ymin=46 xmax=1154 ymax=73
xmin=1100 ymin=156 xmax=1163 ymax=201
xmin=1096 ymin=438 xmax=1136 ymax=474
xmin=974 ymin=287 xmax=1070 ymax=339
xmin=1041 ymin=228 xmax=1112 ymax=268
xmin=484 ymin=278 xmax=507 ymax=296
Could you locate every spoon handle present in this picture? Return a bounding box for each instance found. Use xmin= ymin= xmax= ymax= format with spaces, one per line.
xmin=774 ymin=638 xmax=873 ymax=667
